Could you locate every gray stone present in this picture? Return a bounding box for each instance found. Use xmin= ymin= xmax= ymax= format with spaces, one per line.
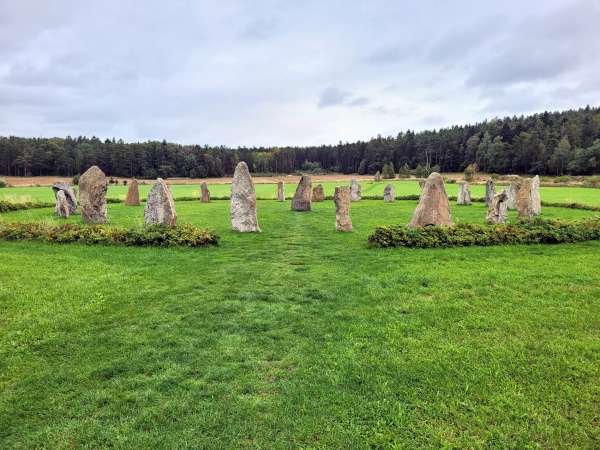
xmin=418 ymin=179 xmax=426 ymax=189
xmin=506 ymin=177 xmax=520 ymax=210
xmin=531 ymin=175 xmax=541 ymax=216
xmin=350 ymin=179 xmax=361 ymax=201
xmin=485 ymin=178 xmax=496 ymax=207
xmin=486 ymin=190 xmax=509 ymax=224
xmin=79 ymin=166 xmax=108 ymax=224
xmin=374 ymin=171 xmax=382 ymax=182
xmin=408 ymin=172 xmax=452 ymax=227
xmin=144 ymin=178 xmax=177 ymax=226
xmin=457 ymin=182 xmax=472 ymax=205
xmin=231 ymin=162 xmax=260 ymax=232
xmin=312 ymin=184 xmax=325 ymax=202
xmin=200 ymin=182 xmax=210 ymax=203
xmin=52 ymin=182 xmax=77 ymax=215
xmin=384 ymin=184 xmax=395 ymax=202
xmin=277 ymin=181 xmax=285 ymax=201
xmin=334 ymin=186 xmax=352 ymax=232
xmin=54 ymin=190 xmax=71 ymax=218
xmin=292 ymin=175 xmax=312 ymax=211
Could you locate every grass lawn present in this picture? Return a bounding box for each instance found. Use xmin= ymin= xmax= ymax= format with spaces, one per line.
xmin=1 ymin=199 xmax=599 ymax=448
xmin=2 ymin=181 xmax=600 ymax=207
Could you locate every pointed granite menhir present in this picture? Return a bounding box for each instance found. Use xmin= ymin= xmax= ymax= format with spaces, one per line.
xmin=312 ymin=184 xmax=325 ymax=202
xmin=408 ymin=172 xmax=452 ymax=228
xmin=486 ymin=190 xmax=509 ymax=224
xmin=506 ymin=177 xmax=520 ymax=210
xmin=291 ymin=175 xmax=312 ymax=211
xmin=485 ymin=178 xmax=496 ymax=207
xmin=277 ymin=181 xmax=285 ymax=202
xmin=231 ymin=162 xmax=260 ymax=232
xmin=384 ymin=184 xmax=395 ymax=202
xmin=334 ymin=186 xmax=352 ymax=232
xmin=125 ymin=179 xmax=140 ymax=206
xmin=52 ymin=182 xmax=77 ymax=215
xmin=531 ymin=175 xmax=541 ymax=216
xmin=79 ymin=165 xmax=108 ymax=224
xmin=200 ymin=182 xmax=210 ymax=203
xmin=54 ymin=190 xmax=71 ymax=218
xmin=350 ymin=179 xmax=361 ymax=201
xmin=456 ymin=181 xmax=472 ymax=205
xmin=144 ymin=178 xmax=177 ymax=226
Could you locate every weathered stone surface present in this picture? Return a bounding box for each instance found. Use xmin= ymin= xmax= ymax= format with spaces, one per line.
xmin=231 ymin=162 xmax=260 ymax=232
xmin=277 ymin=181 xmax=285 ymax=201
xmin=292 ymin=175 xmax=312 ymax=211
xmin=144 ymin=178 xmax=177 ymax=226
xmin=384 ymin=184 xmax=395 ymax=202
xmin=408 ymin=172 xmax=452 ymax=228
xmin=312 ymin=184 xmax=325 ymax=202
xmin=457 ymin=182 xmax=472 ymax=205
xmin=124 ymin=179 xmax=140 ymax=206
xmin=54 ymin=190 xmax=70 ymax=218
xmin=200 ymin=182 xmax=210 ymax=203
xmin=79 ymin=165 xmax=108 ymax=224
xmin=516 ymin=178 xmax=534 ymax=219
xmin=350 ymin=179 xmax=361 ymax=201
xmin=333 ymin=186 xmax=352 ymax=232
xmin=506 ymin=177 xmax=520 ymax=210
xmin=418 ymin=179 xmax=426 ymax=189
xmin=531 ymin=175 xmax=541 ymax=216
xmin=485 ymin=178 xmax=496 ymax=207
xmin=374 ymin=171 xmax=382 ymax=182
xmin=52 ymin=182 xmax=77 ymax=214
xmin=486 ymin=190 xmax=509 ymax=224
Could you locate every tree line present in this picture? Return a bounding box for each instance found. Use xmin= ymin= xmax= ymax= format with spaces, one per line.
xmin=1 ymin=106 xmax=599 ymax=178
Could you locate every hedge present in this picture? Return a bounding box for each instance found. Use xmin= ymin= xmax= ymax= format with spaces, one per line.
xmin=0 ymin=222 xmax=219 ymax=248
xmin=368 ymin=217 xmax=600 ymax=248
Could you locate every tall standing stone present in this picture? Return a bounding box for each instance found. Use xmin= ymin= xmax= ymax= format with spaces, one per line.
xmin=291 ymin=175 xmax=312 ymax=211
xmin=124 ymin=179 xmax=140 ymax=206
xmin=333 ymin=186 xmax=352 ymax=232
xmin=531 ymin=175 xmax=541 ymax=216
xmin=486 ymin=190 xmax=509 ymax=224
xmin=54 ymin=190 xmax=71 ymax=218
xmin=485 ymin=178 xmax=496 ymax=207
xmin=144 ymin=178 xmax=177 ymax=226
xmin=79 ymin=165 xmax=108 ymax=224
xmin=277 ymin=181 xmax=285 ymax=202
xmin=52 ymin=182 xmax=77 ymax=215
xmin=516 ymin=178 xmax=534 ymax=219
xmin=506 ymin=177 xmax=520 ymax=210
xmin=408 ymin=172 xmax=452 ymax=228
xmin=384 ymin=184 xmax=395 ymax=202
xmin=200 ymin=182 xmax=210 ymax=203
xmin=231 ymin=162 xmax=260 ymax=232
xmin=374 ymin=171 xmax=382 ymax=182
xmin=457 ymin=182 xmax=472 ymax=205
xmin=312 ymin=184 xmax=325 ymax=202
xmin=350 ymin=179 xmax=361 ymax=201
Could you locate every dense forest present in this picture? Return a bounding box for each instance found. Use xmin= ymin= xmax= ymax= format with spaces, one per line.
xmin=1 ymin=106 xmax=599 ymax=178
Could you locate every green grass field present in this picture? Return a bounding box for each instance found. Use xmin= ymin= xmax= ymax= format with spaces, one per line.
xmin=1 ymin=191 xmax=600 ymax=448
xmin=2 ymin=180 xmax=600 ymax=206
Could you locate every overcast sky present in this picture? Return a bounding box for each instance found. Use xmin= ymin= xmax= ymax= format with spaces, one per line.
xmin=1 ymin=0 xmax=599 ymax=146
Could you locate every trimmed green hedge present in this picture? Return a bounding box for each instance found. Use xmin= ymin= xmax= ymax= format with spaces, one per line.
xmin=0 ymin=222 xmax=219 ymax=247
xmin=368 ymin=218 xmax=600 ymax=248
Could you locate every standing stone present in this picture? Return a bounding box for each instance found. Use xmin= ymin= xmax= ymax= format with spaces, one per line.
xmin=418 ymin=179 xmax=426 ymax=190
xmin=485 ymin=178 xmax=496 ymax=207
xmin=312 ymin=184 xmax=325 ymax=202
xmin=200 ymin=182 xmax=210 ymax=203
xmin=277 ymin=181 xmax=285 ymax=202
xmin=506 ymin=177 xmax=520 ymax=210
xmin=374 ymin=171 xmax=382 ymax=182
xmin=384 ymin=184 xmax=395 ymax=202
xmin=333 ymin=186 xmax=352 ymax=232
xmin=231 ymin=162 xmax=260 ymax=232
xmin=457 ymin=182 xmax=472 ymax=205
xmin=531 ymin=175 xmax=541 ymax=216
xmin=124 ymin=179 xmax=140 ymax=206
xmin=79 ymin=166 xmax=108 ymax=224
xmin=408 ymin=172 xmax=452 ymax=228
xmin=350 ymin=179 xmax=361 ymax=201
xmin=516 ymin=178 xmax=534 ymax=219
xmin=52 ymin=182 xmax=77 ymax=215
xmin=292 ymin=175 xmax=312 ymax=211
xmin=486 ymin=190 xmax=509 ymax=224
xmin=144 ymin=178 xmax=177 ymax=226
xmin=54 ymin=190 xmax=71 ymax=218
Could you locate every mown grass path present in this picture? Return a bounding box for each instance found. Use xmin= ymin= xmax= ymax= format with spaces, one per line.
xmin=1 ymin=200 xmax=599 ymax=448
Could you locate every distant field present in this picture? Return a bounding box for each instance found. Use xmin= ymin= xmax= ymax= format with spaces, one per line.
xmin=2 ymin=180 xmax=600 ymax=206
